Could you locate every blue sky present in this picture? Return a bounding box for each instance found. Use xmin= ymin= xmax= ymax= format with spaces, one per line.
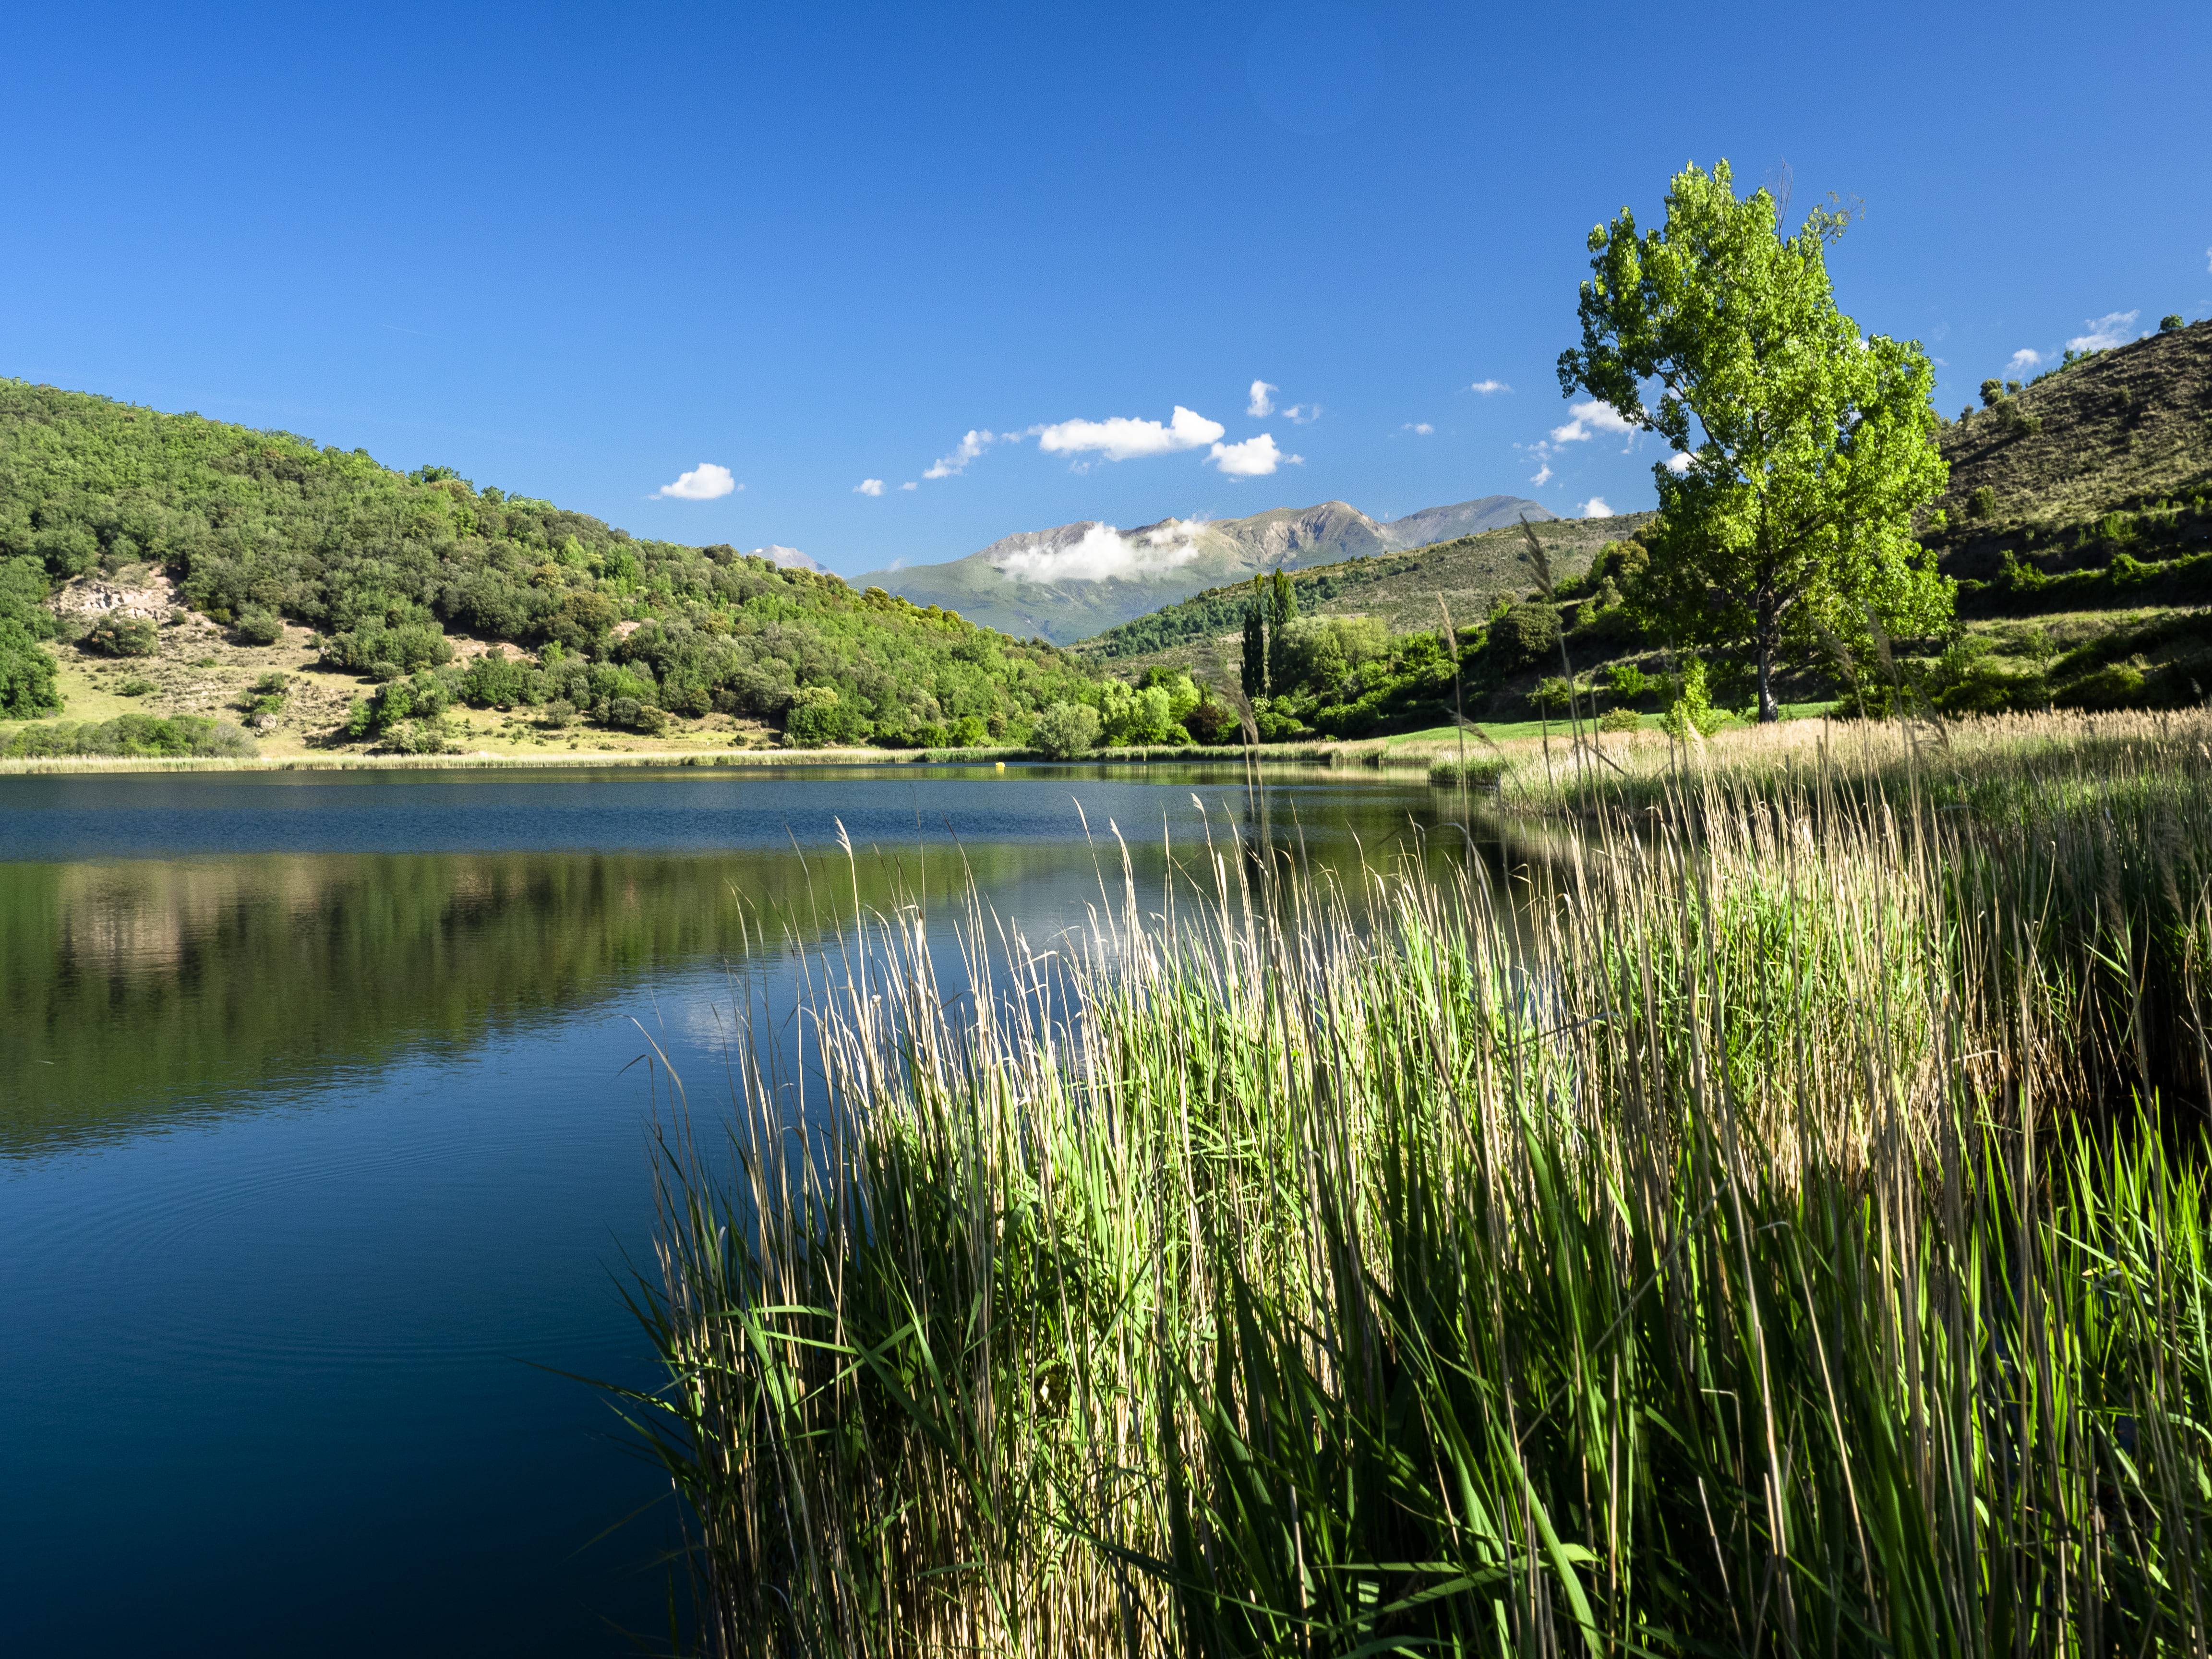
xmin=4 ymin=1 xmax=2208 ymax=577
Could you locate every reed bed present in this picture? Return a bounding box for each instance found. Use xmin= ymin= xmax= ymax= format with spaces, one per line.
xmin=615 ymin=745 xmax=2212 ymax=1658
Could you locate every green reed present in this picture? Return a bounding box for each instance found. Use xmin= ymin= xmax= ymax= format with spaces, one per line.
xmin=611 ymin=746 xmax=2212 ymax=1657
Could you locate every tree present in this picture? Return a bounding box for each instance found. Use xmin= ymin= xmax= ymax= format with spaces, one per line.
xmin=0 ymin=618 xmax=62 ymax=717
xmin=1031 ymin=701 xmax=1100 ymax=758
xmin=1241 ymin=576 xmax=1267 ymax=698
xmin=1558 ymin=160 xmax=1950 ymax=721
xmin=1267 ymin=569 xmax=1297 ymax=693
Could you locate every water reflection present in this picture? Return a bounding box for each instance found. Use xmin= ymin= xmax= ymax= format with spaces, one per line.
xmin=0 ymin=765 xmax=1468 ymax=1158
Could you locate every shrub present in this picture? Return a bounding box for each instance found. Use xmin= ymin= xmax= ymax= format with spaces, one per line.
xmin=116 ymin=677 xmax=157 ymax=697
xmin=1532 ymin=675 xmax=1579 ymax=713
xmin=1487 ymin=601 xmax=1560 ymax=672
xmin=2059 ymin=658 xmax=2149 ymax=710
xmin=1967 ymin=485 xmax=1996 ymax=521
xmin=948 ymin=714 xmax=989 ymax=747
xmin=1979 ymin=378 xmax=2004 ymax=407
xmin=1428 ymin=756 xmax=1507 ymax=787
xmin=1182 ymin=698 xmax=1238 ymax=745
xmin=1030 ymin=701 xmax=1101 ymax=758
xmin=323 ymin=620 xmax=451 ymax=674
xmin=233 ymin=608 xmax=284 ymax=646
xmin=785 ymin=690 xmax=870 ymax=748
xmin=84 ymin=615 xmax=160 ymax=657
xmin=0 ymin=618 xmax=63 ymax=716
xmin=1606 ymin=661 xmax=1650 ymax=701
xmin=1662 ymin=658 xmax=1728 ymax=739
xmin=546 ymin=591 xmax=622 ymax=652
xmin=1 ymin=713 xmax=254 ymax=758
xmin=0 ymin=556 xmax=58 ymax=638
xmin=346 ymin=671 xmax=452 ymax=739
xmin=1599 ymin=705 xmax=1642 ymax=732
xmin=2162 ymin=314 xmax=2185 ymax=333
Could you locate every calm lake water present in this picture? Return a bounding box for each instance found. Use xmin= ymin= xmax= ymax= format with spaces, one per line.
xmin=0 ymin=763 xmax=1454 ymax=1656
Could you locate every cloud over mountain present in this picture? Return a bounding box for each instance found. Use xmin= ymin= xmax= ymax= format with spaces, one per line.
xmin=2068 ymin=311 xmax=2140 ymax=354
xmin=1035 ymin=406 xmax=1225 ymax=464
xmin=1209 ymin=433 xmax=1299 ymax=477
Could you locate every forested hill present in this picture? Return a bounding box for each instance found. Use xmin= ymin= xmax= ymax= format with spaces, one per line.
xmin=0 ymin=379 xmax=1110 ymax=746
xmin=1078 ymin=512 xmax=1650 ymax=664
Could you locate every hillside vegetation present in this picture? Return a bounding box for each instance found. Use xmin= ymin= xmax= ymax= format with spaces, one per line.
xmin=1079 ymin=318 xmax=2212 ymax=738
xmin=860 ymin=495 xmax=1554 ymax=642
xmin=0 ymin=380 xmax=1130 ymax=753
xmin=1080 ymin=511 xmax=1647 ymax=662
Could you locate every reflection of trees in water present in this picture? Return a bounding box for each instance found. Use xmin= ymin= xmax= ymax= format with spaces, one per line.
xmin=0 ymin=844 xmax=1089 ymax=1154
xmin=0 ymin=781 xmax=1459 ymax=1156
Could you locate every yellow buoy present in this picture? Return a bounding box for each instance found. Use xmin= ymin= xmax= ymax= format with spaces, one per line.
xmin=995 ymin=760 xmax=1006 ymax=771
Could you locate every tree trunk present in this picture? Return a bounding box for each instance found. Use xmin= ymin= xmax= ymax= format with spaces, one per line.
xmin=1755 ymin=608 xmax=1781 ymax=722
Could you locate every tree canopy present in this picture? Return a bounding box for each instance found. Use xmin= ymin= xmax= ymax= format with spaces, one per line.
xmin=1557 ymin=161 xmax=1949 ymax=719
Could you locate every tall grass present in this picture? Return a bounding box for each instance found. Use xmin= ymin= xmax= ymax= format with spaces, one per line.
xmin=613 ymin=752 xmax=2212 ymax=1657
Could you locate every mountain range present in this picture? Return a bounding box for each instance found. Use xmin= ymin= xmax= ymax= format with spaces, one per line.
xmin=850 ymin=494 xmax=1555 ymax=642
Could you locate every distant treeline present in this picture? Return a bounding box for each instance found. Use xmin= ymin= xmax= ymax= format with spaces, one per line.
xmin=1 ymin=712 xmax=254 ymax=759
xmin=1086 ymin=557 xmax=1407 ymax=659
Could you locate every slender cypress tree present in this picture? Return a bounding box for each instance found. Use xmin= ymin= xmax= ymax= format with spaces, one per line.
xmin=1240 ymin=577 xmax=1267 ymax=699
xmin=1267 ymin=568 xmax=1297 ymax=694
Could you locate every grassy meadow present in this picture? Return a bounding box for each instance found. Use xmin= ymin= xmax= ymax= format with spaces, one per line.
xmin=609 ymin=711 xmax=2212 ymax=1657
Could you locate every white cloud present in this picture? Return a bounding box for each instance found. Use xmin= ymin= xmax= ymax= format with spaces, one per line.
xmin=995 ymin=520 xmax=1208 ymax=584
xmin=1247 ymin=379 xmax=1277 ymax=417
xmin=1208 ymin=433 xmax=1300 ymax=478
xmin=656 ymin=462 xmax=739 ymax=501
xmin=2068 ymin=310 xmax=2139 ymax=354
xmin=2007 ymin=348 xmax=2043 ymax=375
xmin=1549 ymin=400 xmax=1640 ymax=445
xmin=1402 ymin=421 xmax=1434 ymax=435
xmin=1529 ymin=462 xmax=1552 ymax=487
xmin=899 ymin=481 xmax=917 ymax=491
xmin=1284 ymin=402 xmax=1322 ymax=424
xmin=1034 ymin=406 xmax=1224 ymax=463
xmin=1664 ymin=450 xmax=1694 ymax=475
xmin=853 ymin=478 xmax=885 ymax=496
xmin=1470 ymin=379 xmax=1510 ymax=395
xmin=923 ymin=429 xmax=997 ymax=479
xmin=1579 ymin=497 xmax=1613 ymax=518
xmin=749 ymin=544 xmax=821 ymax=572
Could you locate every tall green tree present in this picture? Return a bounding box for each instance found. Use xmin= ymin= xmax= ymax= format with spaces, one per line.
xmin=1267 ymin=568 xmax=1297 ymax=695
xmin=0 ymin=618 xmax=61 ymax=718
xmin=1557 ymin=160 xmax=1950 ymax=721
xmin=1240 ymin=576 xmax=1267 ymax=698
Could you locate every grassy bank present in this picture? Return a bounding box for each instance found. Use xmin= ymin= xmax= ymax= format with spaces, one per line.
xmin=616 ymin=736 xmax=2212 ymax=1656
xmin=1471 ymin=706 xmax=2212 ymax=820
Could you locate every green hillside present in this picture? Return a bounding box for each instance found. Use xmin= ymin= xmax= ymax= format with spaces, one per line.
xmin=0 ymin=379 xmax=1127 ymax=754
xmin=1077 ymin=511 xmax=1649 ymax=666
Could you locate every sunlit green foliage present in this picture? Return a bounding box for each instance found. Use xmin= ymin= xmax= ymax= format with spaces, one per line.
xmin=1 ymin=712 xmax=253 ymax=758
xmin=1561 ymin=160 xmax=1951 ymax=719
xmin=0 ymin=380 xmax=1129 ymax=744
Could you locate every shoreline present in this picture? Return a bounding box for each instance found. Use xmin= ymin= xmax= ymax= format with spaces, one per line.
xmin=0 ymin=738 xmax=1453 ymax=777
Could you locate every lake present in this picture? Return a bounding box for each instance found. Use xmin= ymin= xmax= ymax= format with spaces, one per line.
xmin=0 ymin=763 xmax=1457 ymax=1656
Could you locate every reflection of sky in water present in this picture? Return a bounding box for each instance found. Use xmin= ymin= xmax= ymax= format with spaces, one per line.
xmin=0 ymin=767 xmax=1453 ymax=1657
xmin=0 ymin=762 xmax=1439 ymax=860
